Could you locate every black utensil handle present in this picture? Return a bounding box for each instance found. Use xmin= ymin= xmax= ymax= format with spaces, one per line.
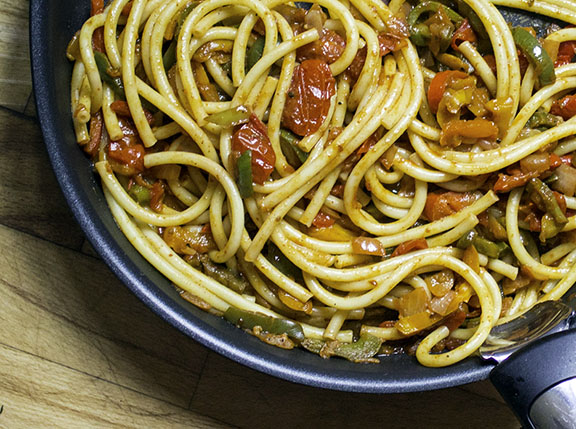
xmin=490 ymin=329 xmax=576 ymax=428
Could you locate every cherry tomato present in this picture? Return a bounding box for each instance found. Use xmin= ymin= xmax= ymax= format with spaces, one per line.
xmin=107 ymin=138 xmax=146 ymax=175
xmin=232 ymin=113 xmax=276 ymax=184
xmin=296 ymin=29 xmax=346 ymax=64
xmin=282 ymin=59 xmax=336 ymax=137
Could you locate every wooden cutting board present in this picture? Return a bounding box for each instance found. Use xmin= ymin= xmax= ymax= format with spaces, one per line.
xmin=0 ymin=0 xmax=518 ymax=427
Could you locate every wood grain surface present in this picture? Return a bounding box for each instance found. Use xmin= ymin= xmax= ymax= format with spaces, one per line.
xmin=0 ymin=1 xmax=520 ymax=427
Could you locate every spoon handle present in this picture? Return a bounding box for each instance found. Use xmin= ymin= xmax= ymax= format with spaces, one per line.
xmin=490 ymin=329 xmax=576 ymax=428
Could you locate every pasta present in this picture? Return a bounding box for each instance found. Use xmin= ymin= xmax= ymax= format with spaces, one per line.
xmin=67 ymin=0 xmax=576 ymax=367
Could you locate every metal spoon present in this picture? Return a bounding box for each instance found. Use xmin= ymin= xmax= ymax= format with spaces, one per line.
xmin=478 ymin=297 xmax=576 ymax=428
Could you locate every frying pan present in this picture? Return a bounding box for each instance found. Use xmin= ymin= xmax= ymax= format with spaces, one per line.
xmin=28 ymin=0 xmax=565 ymax=399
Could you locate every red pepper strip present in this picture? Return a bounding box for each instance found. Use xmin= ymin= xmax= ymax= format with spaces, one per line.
xmin=493 ymin=171 xmax=539 ymax=193
xmin=149 ymin=181 xmax=165 ymax=213
xmin=85 ymin=111 xmax=103 ymax=158
xmin=549 ymin=153 xmax=573 ymax=169
xmin=525 ymin=212 xmax=541 ymax=232
xmin=356 ymin=132 xmax=379 ymax=155
xmin=440 ymin=118 xmax=498 ymax=147
xmin=442 ymin=305 xmax=467 ymax=332
xmin=554 ymin=191 xmax=567 ymax=215
xmin=427 ymin=70 xmax=469 ymax=113
xmin=110 ymin=100 xmax=155 ymax=124
xmin=550 ymin=94 xmax=576 ymax=120
xmin=391 ymin=238 xmax=428 ymax=257
xmin=91 ymin=0 xmax=104 ymax=16
xmin=555 ymin=40 xmax=576 ymax=67
xmin=450 ymin=19 xmax=477 ymax=50
xmin=90 ymin=0 xmax=105 ymax=52
xmin=122 ymin=1 xmax=134 ymax=16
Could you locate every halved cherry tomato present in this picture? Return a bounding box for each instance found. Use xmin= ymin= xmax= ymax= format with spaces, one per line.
xmin=282 ymin=59 xmax=336 ymax=137
xmin=427 ymin=70 xmax=469 ymax=113
xmin=232 ymin=113 xmax=276 ymax=184
xmin=107 ymin=137 xmax=146 ymax=175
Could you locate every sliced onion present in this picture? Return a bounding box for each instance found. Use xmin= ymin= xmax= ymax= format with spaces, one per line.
xmin=426 ymin=270 xmax=454 ymax=297
xmin=304 ymin=4 xmax=326 ymax=34
xmin=429 ymin=290 xmax=456 ymax=316
xmin=278 ymin=289 xmax=313 ymax=314
xmin=397 ymin=287 xmax=429 ymax=318
xmin=551 ymin=164 xmax=576 ymax=197
xmin=395 ymin=310 xmax=441 ymax=335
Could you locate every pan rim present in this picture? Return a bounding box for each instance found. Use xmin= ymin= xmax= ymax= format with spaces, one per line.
xmin=29 ymin=0 xmax=494 ymax=393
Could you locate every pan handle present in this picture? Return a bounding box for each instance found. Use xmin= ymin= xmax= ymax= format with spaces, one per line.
xmin=490 ymin=329 xmax=576 ymax=428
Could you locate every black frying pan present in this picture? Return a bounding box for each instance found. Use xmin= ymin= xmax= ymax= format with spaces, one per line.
xmin=28 ymin=0 xmax=566 ymax=400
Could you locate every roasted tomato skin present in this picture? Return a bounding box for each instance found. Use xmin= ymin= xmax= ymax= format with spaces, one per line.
xmin=232 ymin=113 xmax=276 ymax=184
xmin=106 ymin=118 xmax=146 ymax=175
xmin=424 ymin=192 xmax=478 ymax=221
xmin=551 ymin=94 xmax=576 ymax=120
xmin=282 ymin=59 xmax=336 ymax=137
xmin=296 ymin=29 xmax=346 ymax=64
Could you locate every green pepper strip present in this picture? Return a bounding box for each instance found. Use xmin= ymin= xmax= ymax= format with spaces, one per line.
xmin=457 ymin=230 xmax=502 ymax=259
xmin=162 ymin=40 xmax=177 ymax=71
xmin=407 ymin=1 xmax=465 ymax=28
xmin=512 ymin=27 xmax=556 ymax=87
xmin=94 ymin=51 xmax=126 ymax=100
xmin=456 ymin=0 xmax=489 ymax=48
xmin=174 ymin=1 xmax=200 ymax=37
xmin=237 ymin=150 xmax=254 ymax=198
xmin=200 ymin=256 xmax=249 ymax=294
xmin=246 ymin=36 xmax=265 ymax=72
xmin=280 ymin=129 xmax=308 ymax=163
xmin=205 ymin=105 xmax=251 ymax=127
xmin=128 ymin=184 xmax=151 ymax=205
xmin=540 ymin=213 xmax=565 ymax=241
xmin=519 ymin=229 xmax=540 ymax=259
xmin=301 ymin=334 xmax=383 ymax=363
xmin=410 ymin=24 xmax=432 ymax=47
xmin=527 ymin=178 xmax=567 ymax=225
xmin=224 ymin=307 xmax=305 ymax=342
xmin=456 ymin=229 xmax=476 ymax=249
xmin=267 ymin=242 xmax=302 ymax=281
xmin=472 ymin=236 xmax=502 ymax=259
